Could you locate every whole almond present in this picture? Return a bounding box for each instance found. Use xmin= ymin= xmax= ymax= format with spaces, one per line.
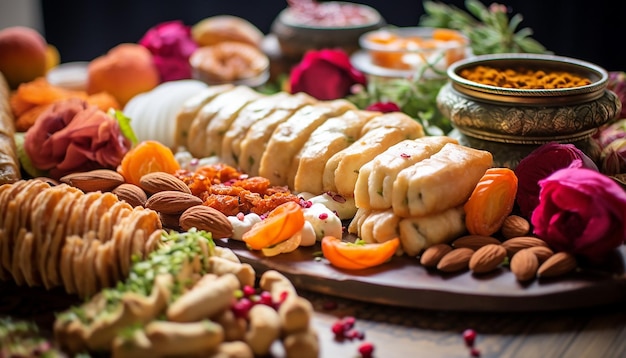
xmin=420 ymin=244 xmax=452 ymax=268
xmin=452 ymin=235 xmax=501 ymax=251
xmin=537 ymin=252 xmax=577 ymax=278
xmin=502 ymin=236 xmax=548 ymax=257
xmin=437 ymin=248 xmax=474 ymax=273
xmin=140 ymin=172 xmax=191 ymax=195
xmin=145 ymin=191 xmax=203 ymax=214
xmin=179 ymin=205 xmax=233 ymax=238
xmin=60 ymin=169 xmax=125 ymax=192
xmin=469 ymin=244 xmax=507 ymax=273
xmin=112 ymin=183 xmax=148 ymax=207
xmin=510 ymin=248 xmax=539 ymax=282
xmin=526 ymin=246 xmax=554 ymax=263
xmin=500 ymin=215 xmax=530 ymax=239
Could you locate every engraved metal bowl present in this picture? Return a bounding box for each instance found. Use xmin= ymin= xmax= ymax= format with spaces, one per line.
xmin=436 ymin=53 xmax=622 ymax=167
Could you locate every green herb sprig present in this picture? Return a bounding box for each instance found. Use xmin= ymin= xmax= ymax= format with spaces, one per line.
xmin=419 ymin=0 xmax=549 ymax=55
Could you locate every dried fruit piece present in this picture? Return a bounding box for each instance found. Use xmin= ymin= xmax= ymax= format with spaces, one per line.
xmin=500 ymin=215 xmax=530 ymax=239
xmin=179 ymin=205 xmax=234 ymax=238
xmin=464 ymin=168 xmax=518 ymax=236
xmin=60 ymin=169 xmax=124 ymax=192
xmin=469 ymin=244 xmax=507 ymax=273
xmin=537 ymin=252 xmax=577 ymax=278
xmin=420 ymin=244 xmax=452 ymax=268
xmin=501 ymin=236 xmax=548 ymax=257
xmin=144 ymin=191 xmax=203 ymax=214
xmin=437 ymin=247 xmax=474 ymax=273
xmin=118 ymin=140 xmax=180 ymax=186
xmin=139 ymin=172 xmax=191 ymax=195
xmin=452 ymin=235 xmax=500 ymax=251
xmin=321 ymin=236 xmax=400 ymax=270
xmin=510 ymin=248 xmax=538 ymax=282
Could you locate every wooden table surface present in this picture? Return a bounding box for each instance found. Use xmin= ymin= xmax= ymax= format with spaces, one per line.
xmin=2 ymin=279 xmax=625 ymax=358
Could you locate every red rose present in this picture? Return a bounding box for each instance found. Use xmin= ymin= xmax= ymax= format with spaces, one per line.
xmin=139 ymin=20 xmax=198 ymax=82
xmin=531 ymin=167 xmax=626 ymax=261
xmin=24 ymin=98 xmax=131 ymax=179
xmin=514 ymin=142 xmax=598 ymax=219
xmin=366 ymin=101 xmax=401 ymax=113
xmin=289 ymin=48 xmax=366 ymax=100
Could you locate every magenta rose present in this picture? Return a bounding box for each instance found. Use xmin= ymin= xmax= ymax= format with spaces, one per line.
xmin=139 ymin=20 xmax=198 ymax=82
xmin=24 ymin=98 xmax=131 ymax=179
xmin=366 ymin=101 xmax=401 ymax=113
xmin=514 ymin=142 xmax=598 ymax=219
xmin=289 ymin=48 xmax=366 ymax=100
xmin=531 ymin=167 xmax=626 ymax=261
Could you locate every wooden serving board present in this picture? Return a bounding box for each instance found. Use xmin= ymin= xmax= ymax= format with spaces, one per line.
xmin=217 ymin=240 xmax=626 ymax=312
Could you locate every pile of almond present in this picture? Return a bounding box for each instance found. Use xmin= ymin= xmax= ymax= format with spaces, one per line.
xmin=419 ymin=215 xmax=578 ymax=281
xmin=60 ymin=169 xmax=233 ymax=239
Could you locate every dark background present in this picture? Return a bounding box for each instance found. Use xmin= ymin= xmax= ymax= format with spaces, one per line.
xmin=41 ymin=0 xmax=625 ymax=71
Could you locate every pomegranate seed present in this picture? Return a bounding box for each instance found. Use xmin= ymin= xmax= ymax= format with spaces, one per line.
xmin=358 ymin=342 xmax=375 ymax=358
xmin=242 ymin=285 xmax=256 ymax=297
xmin=470 ymin=347 xmax=481 ymax=357
xmin=318 ymin=212 xmax=329 ymax=220
xmin=463 ymin=329 xmax=477 ymax=347
xmin=236 ymin=212 xmax=245 ymax=221
xmin=345 ymin=329 xmax=365 ymax=340
xmin=259 ymin=291 xmax=273 ymax=306
xmin=342 ymin=316 xmax=356 ymax=330
xmin=231 ymin=298 xmax=253 ymax=319
xmin=331 ymin=322 xmax=346 ymax=338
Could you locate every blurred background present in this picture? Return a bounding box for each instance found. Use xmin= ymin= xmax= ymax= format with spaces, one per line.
xmin=1 ymin=0 xmax=624 ymax=71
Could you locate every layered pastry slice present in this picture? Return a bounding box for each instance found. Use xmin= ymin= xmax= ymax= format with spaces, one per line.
xmin=354 ymin=136 xmax=458 ymax=210
xmin=392 ymin=143 xmax=493 ymax=217
xmin=199 ymin=86 xmax=264 ymax=158
xmin=322 ymin=112 xmax=425 ymax=198
xmin=291 ymin=109 xmax=379 ymax=194
xmin=258 ymin=99 xmax=356 ymax=186
xmin=174 ymin=84 xmax=234 ymax=149
xmin=220 ymin=92 xmax=295 ymax=167
xmin=238 ymin=92 xmax=316 ymax=176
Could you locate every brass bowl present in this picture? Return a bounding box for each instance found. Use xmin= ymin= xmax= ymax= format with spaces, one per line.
xmin=437 ymin=53 xmax=622 ymax=167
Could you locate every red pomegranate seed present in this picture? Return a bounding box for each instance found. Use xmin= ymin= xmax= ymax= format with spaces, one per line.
xmin=231 ymin=298 xmax=253 ymax=319
xmin=318 ymin=212 xmax=329 ymax=220
xmin=358 ymin=342 xmax=375 ymax=358
xmin=258 ymin=291 xmax=273 ymax=306
xmin=342 ymin=316 xmax=356 ymax=330
xmin=470 ymin=347 xmax=481 ymax=357
xmin=463 ymin=329 xmax=477 ymax=347
xmin=331 ymin=321 xmax=346 ymax=338
xmin=242 ymin=285 xmax=256 ymax=297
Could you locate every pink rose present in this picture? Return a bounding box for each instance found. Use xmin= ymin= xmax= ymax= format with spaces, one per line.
xmin=139 ymin=20 xmax=198 ymax=82
xmin=24 ymin=98 xmax=131 ymax=179
xmin=531 ymin=167 xmax=626 ymax=262
xmin=514 ymin=142 xmax=598 ymax=219
xmin=366 ymin=101 xmax=401 ymax=113
xmin=289 ymin=48 xmax=366 ymax=100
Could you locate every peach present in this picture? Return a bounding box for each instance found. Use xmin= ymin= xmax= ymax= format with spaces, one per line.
xmin=87 ymin=43 xmax=160 ymax=106
xmin=0 ymin=26 xmax=48 ymax=89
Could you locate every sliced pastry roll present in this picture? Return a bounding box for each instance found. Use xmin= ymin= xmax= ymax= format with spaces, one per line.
xmin=220 ymin=92 xmax=295 ymax=167
xmin=398 ymin=206 xmax=466 ymax=257
xmin=202 ymin=86 xmax=264 ymax=158
xmin=354 ymin=136 xmax=458 ymax=210
xmin=322 ymin=112 xmax=424 ymax=198
xmin=186 ymin=86 xmax=257 ymax=158
xmin=174 ymin=84 xmax=234 ymax=149
xmin=239 ymin=92 xmax=316 ymax=176
xmin=347 ymin=208 xmax=401 ymax=247
xmin=392 ymin=143 xmax=493 ymax=217
xmin=258 ymin=99 xmax=356 ymax=186
xmin=292 ymin=109 xmax=379 ymax=194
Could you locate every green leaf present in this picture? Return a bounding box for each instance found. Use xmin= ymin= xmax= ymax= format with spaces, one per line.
xmin=108 ymin=108 xmax=138 ymax=146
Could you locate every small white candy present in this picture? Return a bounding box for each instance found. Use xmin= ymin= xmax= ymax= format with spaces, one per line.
xmin=228 ymin=213 xmax=262 ymax=241
xmin=303 ymin=203 xmax=343 ymax=241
